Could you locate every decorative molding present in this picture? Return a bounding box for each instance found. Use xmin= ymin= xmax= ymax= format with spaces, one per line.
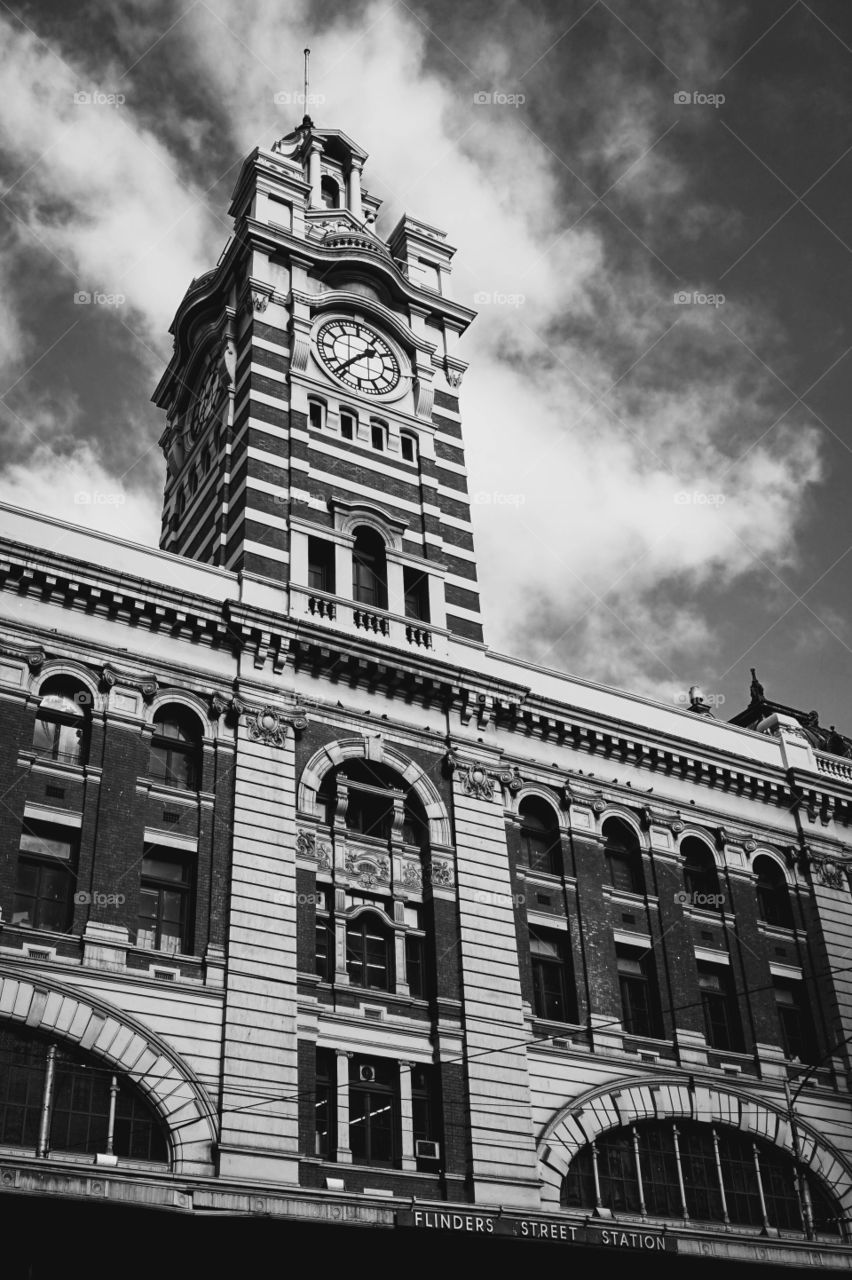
xmin=0 ymin=641 xmax=45 ymax=671
xmin=498 ymin=766 xmax=524 ymax=795
xmin=401 ymin=860 xmax=423 ymax=888
xmin=344 ymin=849 xmax=390 ymax=888
xmin=101 ymin=663 xmax=158 ymax=700
xmin=444 ymin=359 xmax=465 ymax=390
xmin=459 ymin=762 xmax=495 ymax=802
xmin=245 ymin=703 xmax=309 ymax=747
xmin=426 ymin=858 xmax=454 ymax=888
xmin=296 ymin=829 xmax=331 ymax=870
xmin=209 ymin=691 xmax=230 ymax=721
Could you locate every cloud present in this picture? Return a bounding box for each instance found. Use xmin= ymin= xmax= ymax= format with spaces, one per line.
xmin=0 ymin=0 xmax=827 ymax=702
xmin=0 ymin=440 xmax=161 ymax=544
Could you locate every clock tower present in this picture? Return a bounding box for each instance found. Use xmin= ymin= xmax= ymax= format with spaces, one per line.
xmin=153 ymin=115 xmax=484 ymax=654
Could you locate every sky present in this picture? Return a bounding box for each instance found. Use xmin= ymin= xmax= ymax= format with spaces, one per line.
xmin=1 ymin=0 xmax=852 ymax=729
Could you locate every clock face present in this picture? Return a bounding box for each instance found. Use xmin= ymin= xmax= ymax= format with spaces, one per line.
xmin=316 ymin=319 xmax=401 ymax=396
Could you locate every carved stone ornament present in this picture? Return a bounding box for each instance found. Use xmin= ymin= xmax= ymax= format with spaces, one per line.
xmin=101 ymin=664 xmax=158 ymax=700
xmin=247 ymin=706 xmax=288 ymax=748
xmin=814 ymin=858 xmax=847 ymax=891
xmin=344 ymin=850 xmax=390 ymax=889
xmin=209 ymin=691 xmax=230 ymax=720
xmin=0 ymin=642 xmax=45 ymax=671
xmin=402 ymin=861 xmax=423 ymax=888
xmin=245 ymin=703 xmax=309 ymax=745
xmin=460 ymin=762 xmax=495 ymax=801
xmin=427 ymin=859 xmax=454 ymax=888
xmin=498 ymin=767 xmax=524 ymax=795
xmin=296 ymin=829 xmax=332 ymax=870
xmin=250 ymin=289 xmax=270 ymax=314
xmin=445 ymin=366 xmax=464 ymax=389
xmin=591 ymin=797 xmax=606 ymax=815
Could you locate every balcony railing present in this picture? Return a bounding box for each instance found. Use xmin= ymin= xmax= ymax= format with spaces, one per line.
xmin=291 ymin=584 xmax=448 ymax=656
xmin=815 ymin=752 xmax=852 ymax=782
xmin=354 ymin=608 xmax=390 ymax=636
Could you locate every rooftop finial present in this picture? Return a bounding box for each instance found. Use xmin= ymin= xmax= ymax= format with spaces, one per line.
xmin=302 ymin=47 xmax=312 ymax=127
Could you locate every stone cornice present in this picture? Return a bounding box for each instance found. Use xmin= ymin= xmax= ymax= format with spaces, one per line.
xmin=3 ymin=532 xmax=852 ymax=820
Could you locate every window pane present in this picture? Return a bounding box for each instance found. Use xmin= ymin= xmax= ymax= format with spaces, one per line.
xmin=20 ymin=828 xmax=73 ymax=861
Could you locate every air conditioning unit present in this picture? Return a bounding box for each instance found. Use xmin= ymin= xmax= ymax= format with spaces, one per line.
xmin=415 ymin=1139 xmax=440 ymax=1160
xmin=359 ymin=1064 xmax=376 ymax=1083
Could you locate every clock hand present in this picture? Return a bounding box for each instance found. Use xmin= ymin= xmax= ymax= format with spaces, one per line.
xmin=332 ymin=346 xmax=377 ymax=374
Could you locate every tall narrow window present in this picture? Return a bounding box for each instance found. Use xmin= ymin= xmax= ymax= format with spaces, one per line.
xmin=406 ymin=931 xmax=427 ymax=998
xmin=682 ymin=839 xmax=722 ymax=908
xmin=340 ymin=409 xmax=356 ymax=440
xmin=400 ymin=432 xmax=418 ymax=462
xmin=346 ymin=912 xmax=393 ymax=990
xmin=518 ymin=797 xmax=562 ymax=874
xmin=604 ymin=820 xmax=645 ymax=895
xmin=315 ymin=1048 xmax=336 ymax=1157
xmin=136 ymin=851 xmax=192 ymax=955
xmin=352 ymin=526 xmax=388 ymax=610
xmin=315 ymin=918 xmax=333 ymax=981
xmin=149 ymin=707 xmax=201 ymax=791
xmin=754 ymin=856 xmax=794 ymax=928
xmin=530 ymin=929 xmax=575 ymax=1022
xmin=12 ymin=821 xmax=77 ymax=932
xmin=370 ymin=422 xmax=386 ymax=451
xmin=403 ymin=566 xmax=430 ymax=623
xmin=308 ymin=537 xmax=336 ymax=594
xmin=774 ymin=977 xmax=818 ymax=1062
xmin=349 ymin=1056 xmax=397 ymax=1166
xmin=309 ymin=399 xmax=325 ymax=431
xmin=412 ymin=1064 xmax=440 ymax=1168
xmin=698 ymin=961 xmax=743 ymax=1051
xmin=617 ymin=944 xmax=662 ymax=1038
xmin=32 ymin=678 xmax=90 ymax=765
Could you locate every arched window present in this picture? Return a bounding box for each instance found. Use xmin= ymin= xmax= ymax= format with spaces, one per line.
xmin=338 ymin=759 xmax=399 ymax=841
xmin=754 ymin=855 xmax=794 ymax=928
xmin=149 ymin=706 xmax=201 ymax=791
xmin=321 ymin=175 xmax=340 ymax=208
xmin=562 ymin=1120 xmax=841 ymax=1235
xmin=176 ymin=488 xmax=186 ymax=518
xmin=518 ymin=797 xmax=561 ymax=874
xmin=681 ymin=838 xmax=722 ymax=908
xmin=604 ymin=819 xmax=644 ymax=894
xmin=346 ymin=910 xmax=393 ymax=989
xmin=400 ymin=431 xmax=418 ymax=463
xmin=0 ymin=1022 xmax=168 ymax=1163
xmin=32 ymin=677 xmax=90 ymax=765
xmin=352 ymin=526 xmax=388 ymax=611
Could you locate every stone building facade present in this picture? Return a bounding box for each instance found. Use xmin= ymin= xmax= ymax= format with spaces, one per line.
xmin=0 ymin=115 xmax=851 ymax=1272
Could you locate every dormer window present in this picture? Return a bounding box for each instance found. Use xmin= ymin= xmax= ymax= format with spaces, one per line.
xmin=309 ymin=399 xmax=326 ymax=431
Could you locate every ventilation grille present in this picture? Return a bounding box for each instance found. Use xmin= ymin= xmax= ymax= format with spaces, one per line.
xmin=775 ymin=946 xmax=787 ymax=957
xmin=152 ymin=968 xmax=177 ymax=981
xmin=701 ymin=931 xmax=714 ymax=941
xmin=536 ymin=893 xmax=552 ymax=906
xmin=45 ymin=786 xmax=65 ymax=799
xmin=363 ymin=1008 xmax=384 ymax=1021
xmin=162 ymin=811 xmax=180 ymax=824
xmin=26 ymin=948 xmax=52 ymax=961
xmin=621 ymin=913 xmax=636 ymax=924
